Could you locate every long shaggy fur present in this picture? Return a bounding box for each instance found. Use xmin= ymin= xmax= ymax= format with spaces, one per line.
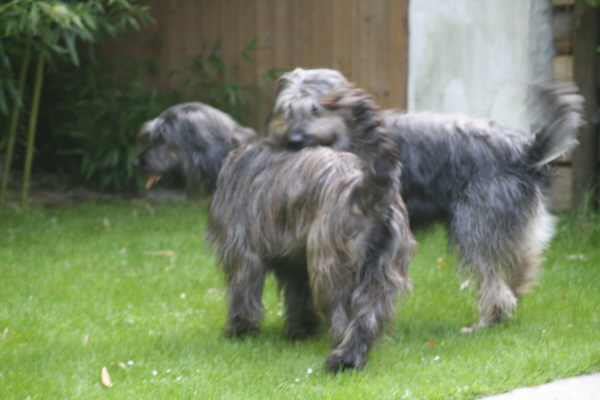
xmin=266 ymin=67 xmax=584 ymax=332
xmin=132 ymin=102 xmax=256 ymax=198
xmin=133 ymin=89 xmax=415 ymax=371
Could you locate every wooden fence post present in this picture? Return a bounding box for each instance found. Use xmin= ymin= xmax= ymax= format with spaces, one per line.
xmin=572 ymin=0 xmax=599 ymax=209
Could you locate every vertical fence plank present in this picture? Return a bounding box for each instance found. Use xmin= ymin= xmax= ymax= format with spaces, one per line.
xmin=293 ymin=0 xmax=310 ymax=68
xmin=369 ymin=0 xmax=389 ymax=103
xmin=255 ymin=0 xmax=276 ymax=130
xmin=572 ymin=0 xmax=599 ymax=209
xmin=331 ymin=0 xmax=353 ymax=77
xmin=388 ymin=0 xmax=408 ymax=110
xmin=273 ymin=0 xmax=294 ymax=69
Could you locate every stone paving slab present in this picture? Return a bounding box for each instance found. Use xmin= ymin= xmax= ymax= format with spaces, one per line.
xmin=477 ymin=373 xmax=600 ymax=400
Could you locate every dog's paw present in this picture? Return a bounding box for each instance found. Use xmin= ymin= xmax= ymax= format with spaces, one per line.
xmin=326 ymin=349 xmax=366 ymax=373
xmin=286 ymin=321 xmax=321 ymax=341
xmin=224 ymin=323 xmax=259 ymax=339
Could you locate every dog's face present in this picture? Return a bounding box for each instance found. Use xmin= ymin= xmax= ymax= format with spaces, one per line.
xmin=132 ymin=102 xmax=257 ymax=196
xmin=132 ymin=118 xmax=185 ymax=190
xmin=267 ymin=68 xmax=352 ymax=150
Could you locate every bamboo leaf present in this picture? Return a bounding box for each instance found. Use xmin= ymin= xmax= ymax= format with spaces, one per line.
xmin=241 ymin=36 xmax=259 ymax=65
xmin=211 ymin=41 xmax=221 ymax=55
xmin=64 ymin=31 xmax=79 ymax=66
xmin=29 ymin=2 xmax=40 ymax=32
xmin=127 ymin=16 xmax=140 ymax=30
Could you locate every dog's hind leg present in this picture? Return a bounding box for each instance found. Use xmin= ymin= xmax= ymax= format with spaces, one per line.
xmin=509 ymin=202 xmax=555 ymax=298
xmin=461 ymin=266 xmax=517 ymax=333
xmin=224 ymin=251 xmax=267 ymax=338
xmin=461 ymin=199 xmax=556 ymax=333
xmin=273 ymin=265 xmax=321 ymax=340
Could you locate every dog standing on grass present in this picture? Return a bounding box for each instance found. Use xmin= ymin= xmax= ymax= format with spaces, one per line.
xmin=133 ymin=86 xmax=415 ymax=371
xmin=267 ymin=68 xmax=584 ymax=332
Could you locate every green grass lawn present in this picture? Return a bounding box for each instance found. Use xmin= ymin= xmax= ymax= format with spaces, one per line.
xmin=1 ymin=201 xmax=599 ymax=399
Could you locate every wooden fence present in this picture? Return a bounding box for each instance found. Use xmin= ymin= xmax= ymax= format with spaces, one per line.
xmin=107 ymin=0 xmax=409 ymax=131
xmin=550 ymin=0 xmax=599 ymax=209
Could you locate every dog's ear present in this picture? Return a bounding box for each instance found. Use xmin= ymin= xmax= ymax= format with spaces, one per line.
xmin=138 ymin=118 xmax=158 ymax=140
xmin=274 ymin=76 xmax=290 ymax=100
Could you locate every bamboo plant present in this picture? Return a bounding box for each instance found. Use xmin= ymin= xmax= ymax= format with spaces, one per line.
xmin=0 ymin=0 xmax=151 ymax=205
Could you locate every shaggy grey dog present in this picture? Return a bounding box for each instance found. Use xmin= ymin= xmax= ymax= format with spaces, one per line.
xmin=132 ymin=102 xmax=256 ymax=198
xmin=266 ymin=67 xmax=584 ymax=332
xmin=133 ymin=87 xmax=415 ymax=371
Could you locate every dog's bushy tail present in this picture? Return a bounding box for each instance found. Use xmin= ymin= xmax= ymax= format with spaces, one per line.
xmin=527 ymin=79 xmax=585 ymax=167
xmin=322 ymin=85 xmax=401 ymax=206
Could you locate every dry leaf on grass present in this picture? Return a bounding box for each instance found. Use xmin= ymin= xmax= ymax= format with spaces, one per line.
xmin=101 ymin=367 xmax=113 ymax=388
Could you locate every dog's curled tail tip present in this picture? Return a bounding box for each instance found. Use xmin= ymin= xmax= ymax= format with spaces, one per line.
xmin=321 ymin=83 xmax=375 ymax=111
xmin=528 ymin=78 xmax=585 ymax=167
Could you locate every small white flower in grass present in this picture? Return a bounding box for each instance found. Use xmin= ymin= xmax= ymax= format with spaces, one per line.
xmin=295 ymin=378 xmax=300 ymax=383
xmin=176 ymin=376 xmax=182 ymax=381
xmin=460 ymin=280 xmax=470 ymax=291
xmin=166 ymin=369 xmax=171 ymax=374
xmin=277 ymin=311 xmax=283 ymax=316
xmin=152 ymin=370 xmax=158 ymax=376
xmin=307 ymin=368 xmax=313 ymax=374
xmin=180 ymin=293 xmax=186 ymax=299
xmin=434 ymin=356 xmax=440 ymax=361
xmin=127 ymin=360 xmax=134 ymax=366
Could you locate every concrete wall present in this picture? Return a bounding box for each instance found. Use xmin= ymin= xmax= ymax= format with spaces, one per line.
xmin=408 ymin=0 xmax=554 ymax=132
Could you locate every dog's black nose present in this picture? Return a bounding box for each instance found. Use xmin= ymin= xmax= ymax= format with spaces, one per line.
xmin=131 ymin=156 xmax=142 ymax=169
xmin=287 ymin=130 xmax=307 ymax=149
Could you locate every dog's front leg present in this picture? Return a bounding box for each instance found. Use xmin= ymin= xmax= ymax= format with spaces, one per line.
xmin=224 ymin=254 xmax=267 ymax=338
xmin=326 ymin=276 xmax=397 ymax=372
